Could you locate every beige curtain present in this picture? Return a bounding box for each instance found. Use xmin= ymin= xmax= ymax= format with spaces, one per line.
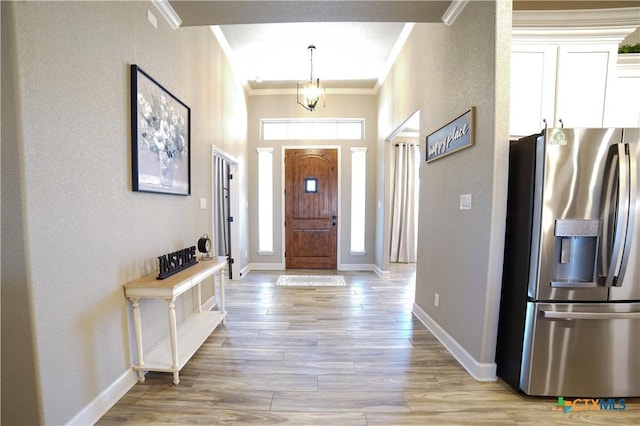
xmin=390 ymin=142 xmax=419 ymax=263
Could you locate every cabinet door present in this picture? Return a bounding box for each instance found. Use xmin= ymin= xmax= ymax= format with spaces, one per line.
xmin=555 ymin=44 xmax=617 ymax=128
xmin=510 ymin=45 xmax=557 ymax=138
xmin=604 ymin=55 xmax=640 ymax=127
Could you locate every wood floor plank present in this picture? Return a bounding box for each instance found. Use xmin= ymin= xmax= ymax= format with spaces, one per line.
xmin=216 ymin=410 xmax=367 ymax=425
xmin=318 ymin=373 xmax=443 ymax=392
xmin=271 ymin=391 xmax=412 ymax=412
xmin=194 ymin=373 xmax=318 ymax=391
xmin=365 ymin=411 xmax=517 ymax=425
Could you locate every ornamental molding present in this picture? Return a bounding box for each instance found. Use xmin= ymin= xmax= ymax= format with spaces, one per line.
xmin=151 ymin=0 xmax=182 ymax=29
xmin=617 ymin=53 xmax=640 ymax=78
xmin=513 ymin=7 xmax=640 ymax=44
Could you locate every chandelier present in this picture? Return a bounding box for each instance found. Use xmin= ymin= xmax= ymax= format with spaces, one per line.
xmin=297 ymin=45 xmax=326 ymax=112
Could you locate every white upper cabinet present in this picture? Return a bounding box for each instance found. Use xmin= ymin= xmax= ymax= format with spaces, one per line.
xmin=510 ymin=8 xmax=640 ymax=138
xmin=605 ymin=53 xmax=640 ymax=127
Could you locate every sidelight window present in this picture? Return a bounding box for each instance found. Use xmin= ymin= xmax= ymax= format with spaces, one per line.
xmin=350 ymin=147 xmax=367 ymax=254
xmin=257 ymin=148 xmax=274 ymax=253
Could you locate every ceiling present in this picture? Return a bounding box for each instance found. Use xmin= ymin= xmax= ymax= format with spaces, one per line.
xmin=166 ymin=1 xmax=639 ymax=93
xmin=169 ymin=1 xmax=453 ymax=92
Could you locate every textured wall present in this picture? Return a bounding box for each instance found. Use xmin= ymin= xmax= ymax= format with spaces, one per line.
xmin=1 ymin=1 xmax=248 ymax=424
xmin=377 ymin=1 xmax=510 ymax=365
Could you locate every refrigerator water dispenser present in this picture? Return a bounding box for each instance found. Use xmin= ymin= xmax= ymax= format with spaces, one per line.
xmin=551 ymin=219 xmax=600 ymax=286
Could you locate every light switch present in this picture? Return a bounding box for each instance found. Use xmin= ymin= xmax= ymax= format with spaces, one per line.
xmin=460 ymin=194 xmax=472 ymax=210
xmin=199 ymin=198 xmax=207 ymax=210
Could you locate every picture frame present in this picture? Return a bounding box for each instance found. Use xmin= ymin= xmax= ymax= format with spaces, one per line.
xmin=426 ymin=107 xmax=475 ymax=163
xmin=131 ymin=64 xmax=191 ymax=195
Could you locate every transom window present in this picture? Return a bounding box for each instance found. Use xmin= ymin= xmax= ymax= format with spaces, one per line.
xmin=261 ymin=119 xmax=364 ymax=141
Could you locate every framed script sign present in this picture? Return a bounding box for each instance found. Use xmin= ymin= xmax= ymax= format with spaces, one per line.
xmin=426 ymin=107 xmax=475 ymax=163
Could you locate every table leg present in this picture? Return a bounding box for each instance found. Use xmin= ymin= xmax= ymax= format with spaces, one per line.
xmin=130 ymin=297 xmax=146 ymax=383
xmin=166 ymin=297 xmax=180 ymax=385
xmin=219 ymin=268 xmax=226 ymax=324
xmin=197 ymin=281 xmax=202 ymax=313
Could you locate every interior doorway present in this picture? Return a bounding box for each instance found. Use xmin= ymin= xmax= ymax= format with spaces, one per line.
xmin=284 ymin=148 xmax=338 ymax=269
xmin=386 ymin=110 xmax=421 ymax=265
xmin=212 ymin=147 xmax=239 ymax=279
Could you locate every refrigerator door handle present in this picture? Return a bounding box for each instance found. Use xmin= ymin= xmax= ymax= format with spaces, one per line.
xmin=540 ymin=310 xmax=640 ymax=320
xmin=598 ymin=144 xmax=631 ymax=287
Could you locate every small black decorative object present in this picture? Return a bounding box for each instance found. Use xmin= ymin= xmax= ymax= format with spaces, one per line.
xmin=157 ymin=246 xmax=198 ymax=280
xmin=197 ymin=234 xmax=213 ymax=260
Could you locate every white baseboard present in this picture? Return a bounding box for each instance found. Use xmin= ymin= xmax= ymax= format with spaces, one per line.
xmin=248 ymin=262 xmax=285 ymax=271
xmin=412 ymin=302 xmax=497 ymax=382
xmin=338 ymin=263 xmax=377 ymax=272
xmin=238 ymin=263 xmax=251 ymax=278
xmin=66 ymin=368 xmax=138 ymax=425
xmin=202 ymin=294 xmax=218 ymax=312
xmin=374 ymin=264 xmax=390 ymax=279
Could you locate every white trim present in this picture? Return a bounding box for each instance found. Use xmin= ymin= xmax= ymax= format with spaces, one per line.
xmin=248 ymin=262 xmax=286 ymax=271
xmin=210 ymin=26 xmax=252 ymax=92
xmin=513 ymin=7 xmax=640 ymax=44
xmin=373 ymin=265 xmax=390 ymax=279
xmin=442 ymin=0 xmax=470 ymax=26
xmin=202 ymin=295 xmax=218 ymax=312
xmin=617 ymin=53 xmax=640 ymax=78
xmin=212 ymin=145 xmax=239 ymax=164
xmin=151 ymin=0 xmax=182 ymax=29
xmin=65 ymin=369 xmax=138 ymax=425
xmin=248 ymin=87 xmax=378 ymax=96
xmin=257 ymin=250 xmax=275 ymax=255
xmin=239 ymin=263 xmax=251 ymax=278
xmin=338 ymin=263 xmax=376 ymax=272
xmin=412 ymin=303 xmax=497 ymax=382
xmin=376 ymin=23 xmax=415 ymax=89
xmin=348 ymin=251 xmax=367 ymax=256
xmin=211 ymin=145 xmax=241 ymax=281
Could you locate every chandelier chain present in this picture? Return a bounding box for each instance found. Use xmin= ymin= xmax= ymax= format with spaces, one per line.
xmin=309 ymin=46 xmax=315 ymax=82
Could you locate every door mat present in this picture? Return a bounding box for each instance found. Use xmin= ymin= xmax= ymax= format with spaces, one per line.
xmin=276 ymin=275 xmax=347 ymax=287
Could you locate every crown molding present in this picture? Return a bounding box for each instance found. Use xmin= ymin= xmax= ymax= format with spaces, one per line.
xmin=247 ymin=87 xmax=378 ymax=96
xmin=442 ymin=0 xmax=470 ymax=26
xmin=617 ymin=53 xmax=640 ymax=77
xmin=513 ymin=7 xmax=640 ymax=44
xmin=151 ymin=0 xmax=182 ymax=29
xmin=376 ymin=23 xmax=415 ymax=90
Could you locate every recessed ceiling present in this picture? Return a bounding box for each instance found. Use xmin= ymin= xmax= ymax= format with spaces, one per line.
xmin=217 ymin=22 xmax=407 ymax=91
xmin=168 ymin=0 xmax=453 ymax=93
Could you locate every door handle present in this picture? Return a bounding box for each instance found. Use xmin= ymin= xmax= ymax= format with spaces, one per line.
xmin=598 ymin=144 xmax=631 ymax=287
xmin=540 ymin=310 xmax=640 ymax=320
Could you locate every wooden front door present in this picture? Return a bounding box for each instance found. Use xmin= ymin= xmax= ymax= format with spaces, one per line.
xmin=285 ymin=149 xmax=338 ymax=269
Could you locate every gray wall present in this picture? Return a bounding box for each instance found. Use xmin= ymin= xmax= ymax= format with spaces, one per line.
xmin=1 ymin=1 xmax=248 ymax=424
xmin=247 ymin=94 xmax=378 ymax=269
xmin=377 ymin=1 xmax=511 ymax=366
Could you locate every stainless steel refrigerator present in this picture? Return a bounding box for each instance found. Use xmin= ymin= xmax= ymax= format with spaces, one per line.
xmin=496 ymin=128 xmax=639 ymax=397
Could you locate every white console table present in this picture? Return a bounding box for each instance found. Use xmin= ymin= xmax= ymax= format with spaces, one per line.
xmin=124 ymin=256 xmax=227 ymax=384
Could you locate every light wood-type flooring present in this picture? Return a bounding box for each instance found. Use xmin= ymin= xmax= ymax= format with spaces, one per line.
xmin=99 ymin=265 xmax=639 ymax=425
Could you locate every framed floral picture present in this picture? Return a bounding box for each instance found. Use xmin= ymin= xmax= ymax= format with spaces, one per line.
xmin=131 ymin=64 xmax=191 ymax=195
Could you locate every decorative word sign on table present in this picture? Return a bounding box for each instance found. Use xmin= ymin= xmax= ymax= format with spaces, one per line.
xmin=157 ymin=245 xmax=198 ymax=279
xmin=124 ymin=256 xmax=227 ymax=384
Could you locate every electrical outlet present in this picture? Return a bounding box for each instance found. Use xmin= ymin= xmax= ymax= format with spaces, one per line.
xmin=199 ymin=198 xmax=207 ymax=210
xmin=434 ymin=293 xmax=440 ymax=308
